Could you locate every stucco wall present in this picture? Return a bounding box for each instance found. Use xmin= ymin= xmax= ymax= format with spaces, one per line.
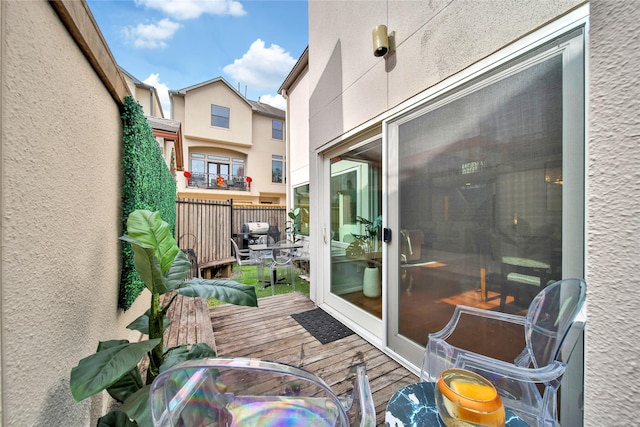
xmin=1 ymin=1 xmax=148 ymax=425
xmin=183 ymin=82 xmax=253 ymax=145
xmin=584 ymin=2 xmax=640 ymax=425
xmin=287 ymin=65 xmax=310 ymax=187
xmin=308 ymin=0 xmax=583 ymax=149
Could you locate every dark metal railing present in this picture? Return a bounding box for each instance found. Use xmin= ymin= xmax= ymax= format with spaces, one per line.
xmin=187 ymin=173 xmax=249 ymax=191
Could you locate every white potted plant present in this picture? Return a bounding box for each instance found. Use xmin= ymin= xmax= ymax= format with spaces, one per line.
xmin=346 ymin=215 xmax=383 ymax=297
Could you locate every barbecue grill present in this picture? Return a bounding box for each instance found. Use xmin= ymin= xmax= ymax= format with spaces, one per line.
xmin=237 ymin=222 xmax=280 ymax=249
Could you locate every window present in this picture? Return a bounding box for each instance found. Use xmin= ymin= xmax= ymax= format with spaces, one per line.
xmin=211 ymin=104 xmax=230 ymax=128
xmin=232 ymin=158 xmax=245 ymax=177
xmin=293 ymin=184 xmax=310 ymax=236
xmin=272 ymin=120 xmax=284 ymax=140
xmin=189 ymin=152 xmax=246 ymax=188
xmin=272 ymin=155 xmax=284 ymax=183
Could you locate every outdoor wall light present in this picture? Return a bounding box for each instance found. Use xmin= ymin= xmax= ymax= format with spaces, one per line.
xmin=372 ymin=24 xmax=395 ymax=57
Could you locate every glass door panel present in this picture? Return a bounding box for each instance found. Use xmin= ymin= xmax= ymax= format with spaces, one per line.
xmin=387 ymin=29 xmax=584 ymax=370
xmin=329 ymin=139 xmax=382 ymax=319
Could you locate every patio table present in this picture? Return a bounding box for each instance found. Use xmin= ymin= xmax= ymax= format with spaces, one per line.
xmin=249 ymin=243 xmax=302 ymax=286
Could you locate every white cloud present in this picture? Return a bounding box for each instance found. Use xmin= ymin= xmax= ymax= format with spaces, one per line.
xmin=223 ymin=39 xmax=297 ymax=92
xmin=123 ymin=18 xmax=181 ymax=49
xmin=134 ymin=0 xmax=246 ymax=19
xmin=259 ymin=94 xmax=287 ymax=111
xmin=143 ymin=73 xmax=172 ymax=118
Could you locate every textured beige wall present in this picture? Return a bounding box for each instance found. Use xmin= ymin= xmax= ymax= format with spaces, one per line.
xmin=183 ymin=82 xmax=253 ymax=145
xmin=308 ymin=0 xmax=583 ymax=149
xmin=287 ymin=65 xmax=310 ymax=187
xmin=1 ymin=1 xmax=148 ymax=425
xmin=250 ymin=111 xmax=288 ymax=203
xmin=585 ymin=2 xmax=640 ymax=425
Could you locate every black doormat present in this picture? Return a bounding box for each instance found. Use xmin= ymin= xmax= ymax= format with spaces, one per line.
xmin=291 ymin=308 xmax=354 ymax=344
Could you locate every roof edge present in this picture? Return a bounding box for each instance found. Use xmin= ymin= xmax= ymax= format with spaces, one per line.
xmin=279 ymin=46 xmax=309 ymax=94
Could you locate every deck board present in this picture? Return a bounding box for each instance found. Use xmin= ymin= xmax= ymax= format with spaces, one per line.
xmin=210 ymin=292 xmax=417 ymax=426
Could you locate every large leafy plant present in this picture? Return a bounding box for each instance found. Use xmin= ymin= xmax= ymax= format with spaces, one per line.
xmin=285 ymin=207 xmax=303 ymax=243
xmin=70 ymin=210 xmax=257 ymax=426
xmin=346 ymin=215 xmax=383 ymax=268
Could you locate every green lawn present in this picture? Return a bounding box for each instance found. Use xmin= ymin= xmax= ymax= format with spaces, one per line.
xmin=208 ymin=264 xmax=310 ymax=307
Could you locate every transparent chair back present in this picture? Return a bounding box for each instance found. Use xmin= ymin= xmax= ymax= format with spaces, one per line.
xmin=151 ymin=357 xmax=376 ymax=427
xmin=422 ymin=278 xmax=587 ymax=427
xmin=262 ymin=240 xmax=296 ymax=294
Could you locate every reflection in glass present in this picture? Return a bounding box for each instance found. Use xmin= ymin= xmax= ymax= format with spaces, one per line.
xmin=330 ymin=139 xmax=382 ymax=318
xmin=397 ymin=54 xmax=564 ymax=354
xmin=293 ymin=184 xmax=310 ymax=236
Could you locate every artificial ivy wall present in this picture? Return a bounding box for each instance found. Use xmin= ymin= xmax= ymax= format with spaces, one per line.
xmin=120 ymin=96 xmax=176 ymax=309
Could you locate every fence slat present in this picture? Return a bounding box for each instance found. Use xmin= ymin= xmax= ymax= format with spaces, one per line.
xmin=176 ymin=198 xmax=286 ymax=268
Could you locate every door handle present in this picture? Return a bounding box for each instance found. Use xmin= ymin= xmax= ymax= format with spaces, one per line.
xmin=383 ymin=228 xmax=392 ymax=243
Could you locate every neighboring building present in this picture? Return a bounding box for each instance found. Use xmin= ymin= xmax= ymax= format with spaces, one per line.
xmin=121 ymin=68 xmax=184 ymax=179
xmin=283 ymin=2 xmax=640 ymax=426
xmin=280 ymin=48 xmax=310 ymax=237
xmin=120 ymin=67 xmax=164 ymax=118
xmin=170 ymin=78 xmax=287 ymax=204
xmin=2 ymin=0 xmax=149 ymax=424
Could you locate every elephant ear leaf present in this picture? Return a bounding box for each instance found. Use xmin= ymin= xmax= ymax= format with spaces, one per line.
xmin=121 ymin=385 xmax=153 ymax=427
xmin=120 ymin=236 xmax=169 ymax=294
xmin=127 ymin=311 xmax=170 ymax=335
xmin=97 ymin=410 xmax=137 ymax=427
xmin=70 ymin=339 xmax=161 ymax=402
xmin=178 ymin=278 xmax=258 ymax=307
xmin=124 ymin=210 xmax=179 ymax=274
xmin=165 ymin=249 xmax=191 ymax=291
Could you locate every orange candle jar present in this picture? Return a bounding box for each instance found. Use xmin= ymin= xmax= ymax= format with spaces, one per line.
xmin=434 ymin=368 xmax=505 ymax=427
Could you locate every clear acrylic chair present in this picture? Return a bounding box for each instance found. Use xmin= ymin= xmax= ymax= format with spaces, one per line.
xmin=293 ymin=239 xmax=310 ymax=273
xmin=230 ymin=239 xmax=253 ymax=265
xmin=269 ymin=240 xmax=298 ymax=296
xmin=230 ymin=238 xmax=259 ymax=280
xmin=150 ymin=357 xmax=376 ymax=427
xmin=254 ymin=235 xmax=275 ymax=284
xmin=422 ymin=278 xmax=587 ymax=427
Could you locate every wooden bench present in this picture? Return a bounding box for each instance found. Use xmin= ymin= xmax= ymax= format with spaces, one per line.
xmin=161 ymin=293 xmax=217 ymax=354
xmin=199 ymin=256 xmax=236 ymax=279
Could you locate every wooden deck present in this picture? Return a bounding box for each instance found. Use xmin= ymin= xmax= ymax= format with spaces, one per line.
xmin=209 ymin=292 xmax=418 ymax=426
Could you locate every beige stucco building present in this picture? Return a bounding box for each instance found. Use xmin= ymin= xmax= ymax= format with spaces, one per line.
xmin=1 ymin=0 xmax=151 ymax=424
xmin=281 ymin=1 xmax=640 ymax=426
xmin=170 ymin=79 xmax=287 ymax=205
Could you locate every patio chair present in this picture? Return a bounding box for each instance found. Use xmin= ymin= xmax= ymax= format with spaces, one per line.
xmin=150 ymin=357 xmax=376 ymax=426
xmin=230 ymin=238 xmax=252 ymax=262
xmin=269 ymin=240 xmax=298 ymax=295
xmin=230 ymin=238 xmax=259 ymax=279
xmin=254 ymin=235 xmax=275 ymax=284
xmin=293 ymin=239 xmax=310 ymax=273
xmin=422 ymin=278 xmax=587 ymax=427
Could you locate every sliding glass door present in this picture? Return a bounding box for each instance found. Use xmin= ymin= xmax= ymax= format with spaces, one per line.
xmin=322 ymin=136 xmax=383 ymax=339
xmin=386 ymin=28 xmax=585 ymax=377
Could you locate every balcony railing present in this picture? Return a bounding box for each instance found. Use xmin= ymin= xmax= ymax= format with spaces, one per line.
xmin=187 ymin=173 xmax=250 ymax=191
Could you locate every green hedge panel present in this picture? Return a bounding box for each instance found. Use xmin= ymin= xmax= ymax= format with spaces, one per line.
xmin=120 ymin=96 xmax=176 ymax=309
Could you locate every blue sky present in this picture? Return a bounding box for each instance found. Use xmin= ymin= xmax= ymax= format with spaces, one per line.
xmin=87 ymin=0 xmax=308 ymax=117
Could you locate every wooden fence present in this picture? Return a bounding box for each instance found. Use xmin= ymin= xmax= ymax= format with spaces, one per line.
xmin=175 ymin=198 xmax=287 ymax=268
